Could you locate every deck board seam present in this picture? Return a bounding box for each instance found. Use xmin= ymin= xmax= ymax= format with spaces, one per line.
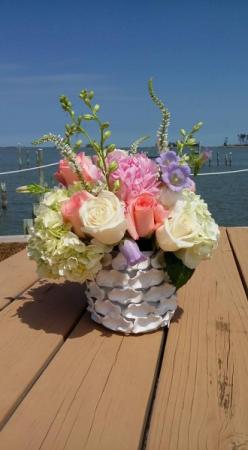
xmin=139 ymin=329 xmax=168 ymax=450
xmin=226 ymin=229 xmax=248 ymax=297
xmin=0 ymin=276 xmax=40 ymax=312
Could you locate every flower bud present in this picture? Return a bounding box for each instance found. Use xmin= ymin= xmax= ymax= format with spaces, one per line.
xmin=192 ymin=121 xmax=203 ymax=132
xmin=103 ymin=130 xmax=111 ymax=141
xmin=93 ymin=104 xmax=100 ymax=113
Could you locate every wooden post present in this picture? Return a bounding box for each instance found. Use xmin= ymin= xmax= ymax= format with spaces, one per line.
xmin=23 ymin=219 xmax=34 ymax=235
xmin=17 ymin=143 xmax=23 ymax=169
xmin=32 ymin=203 xmax=39 ymax=219
xmin=36 ymin=148 xmax=44 ymax=186
xmin=0 ymin=182 xmax=8 ymax=209
xmin=217 ymin=151 xmax=219 ymax=166
xmin=25 ymin=149 xmax=30 ymax=167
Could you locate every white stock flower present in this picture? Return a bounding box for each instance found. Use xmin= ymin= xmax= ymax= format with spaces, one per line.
xmin=79 ymin=190 xmax=126 ymax=245
xmin=156 ymin=190 xmax=219 ymax=268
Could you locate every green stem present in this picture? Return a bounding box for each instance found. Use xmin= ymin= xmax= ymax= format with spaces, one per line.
xmin=90 ymin=108 xmax=110 ymax=189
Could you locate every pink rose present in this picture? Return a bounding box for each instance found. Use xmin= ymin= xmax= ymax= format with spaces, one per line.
xmin=126 ymin=193 xmax=169 ymax=240
xmin=61 ymin=191 xmax=93 ymax=237
xmin=55 ymin=152 xmax=102 ymax=186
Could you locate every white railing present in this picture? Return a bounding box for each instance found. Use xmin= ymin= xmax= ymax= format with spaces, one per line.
xmin=0 ymin=163 xmax=248 ymax=177
xmin=0 ymin=162 xmax=58 ymax=176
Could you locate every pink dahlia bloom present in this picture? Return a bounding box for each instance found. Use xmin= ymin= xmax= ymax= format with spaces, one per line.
xmin=108 ymin=150 xmax=159 ymax=202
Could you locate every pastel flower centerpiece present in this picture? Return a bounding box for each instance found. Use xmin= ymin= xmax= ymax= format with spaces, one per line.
xmin=18 ymin=80 xmax=219 ymax=334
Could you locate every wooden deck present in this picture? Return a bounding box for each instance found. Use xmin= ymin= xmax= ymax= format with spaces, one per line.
xmin=0 ymin=227 xmax=247 ymax=450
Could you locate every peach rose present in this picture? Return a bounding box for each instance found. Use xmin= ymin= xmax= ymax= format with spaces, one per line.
xmin=55 ymin=152 xmax=102 ymax=186
xmin=61 ymin=191 xmax=93 ymax=237
xmin=126 ymin=193 xmax=169 ymax=240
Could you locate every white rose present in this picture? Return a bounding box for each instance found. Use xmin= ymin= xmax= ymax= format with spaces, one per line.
xmin=79 ymin=190 xmax=126 ymax=245
xmin=156 ymin=205 xmax=200 ymax=252
xmin=156 ymin=190 xmax=219 ymax=267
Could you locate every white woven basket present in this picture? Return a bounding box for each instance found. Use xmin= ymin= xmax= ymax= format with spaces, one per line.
xmin=85 ymin=250 xmax=177 ymax=335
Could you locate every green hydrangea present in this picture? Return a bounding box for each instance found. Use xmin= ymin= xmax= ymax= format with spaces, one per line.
xmin=28 ymin=188 xmax=110 ymax=282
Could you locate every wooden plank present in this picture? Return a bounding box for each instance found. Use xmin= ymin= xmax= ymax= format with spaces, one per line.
xmin=0 ymin=235 xmax=28 ymax=243
xmin=0 ymin=314 xmax=165 ymax=450
xmin=146 ymin=229 xmax=248 ymax=450
xmin=227 ymin=227 xmax=248 ymax=294
xmin=0 ymin=280 xmax=85 ymax=429
xmin=0 ymin=249 xmax=39 ymax=311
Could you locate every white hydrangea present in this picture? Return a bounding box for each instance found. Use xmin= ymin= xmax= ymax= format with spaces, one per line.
xmin=28 ymin=188 xmax=111 ymax=282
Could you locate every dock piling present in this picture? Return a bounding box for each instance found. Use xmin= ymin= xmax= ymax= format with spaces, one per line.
xmin=36 ymin=148 xmax=44 ymax=186
xmin=0 ymin=182 xmax=8 ymax=209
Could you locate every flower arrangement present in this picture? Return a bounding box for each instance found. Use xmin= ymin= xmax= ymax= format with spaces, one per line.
xmin=19 ymin=80 xmax=219 ymax=334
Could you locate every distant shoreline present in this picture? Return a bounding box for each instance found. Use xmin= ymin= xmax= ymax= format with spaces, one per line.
xmin=215 ymin=145 xmax=248 ymax=149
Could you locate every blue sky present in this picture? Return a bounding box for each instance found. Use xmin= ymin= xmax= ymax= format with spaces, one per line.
xmin=0 ymin=0 xmax=248 ymax=147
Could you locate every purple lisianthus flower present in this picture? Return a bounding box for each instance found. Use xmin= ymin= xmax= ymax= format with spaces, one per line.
xmin=119 ymin=239 xmax=147 ymax=266
xmin=161 ymin=162 xmax=192 ymax=192
xmin=156 ymin=150 xmax=179 ymax=168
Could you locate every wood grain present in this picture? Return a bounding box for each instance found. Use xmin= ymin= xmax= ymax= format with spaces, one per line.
xmin=146 ymin=229 xmax=248 ymax=450
xmin=0 ymin=280 xmax=85 ymax=429
xmin=227 ymin=227 xmax=248 ymax=294
xmin=0 ymin=249 xmax=39 ymax=311
xmin=0 ymin=314 xmax=164 ymax=450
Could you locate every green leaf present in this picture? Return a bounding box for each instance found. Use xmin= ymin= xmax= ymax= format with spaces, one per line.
xmin=176 ymin=140 xmax=183 ymax=150
xmin=180 ymin=128 xmax=186 ymax=136
xmin=164 ymin=252 xmax=195 ymax=289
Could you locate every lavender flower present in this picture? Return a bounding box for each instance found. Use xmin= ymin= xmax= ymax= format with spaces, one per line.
xmin=161 ymin=162 xmax=192 ymax=192
xmin=156 ymin=150 xmax=179 ymax=167
xmin=119 ymin=239 xmax=147 ymax=266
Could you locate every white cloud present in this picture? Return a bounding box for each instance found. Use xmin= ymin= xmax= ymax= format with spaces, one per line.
xmin=0 ymin=72 xmax=103 ymax=84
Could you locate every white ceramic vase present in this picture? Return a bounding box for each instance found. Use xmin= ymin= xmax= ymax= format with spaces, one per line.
xmin=85 ymin=250 xmax=177 ymax=335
